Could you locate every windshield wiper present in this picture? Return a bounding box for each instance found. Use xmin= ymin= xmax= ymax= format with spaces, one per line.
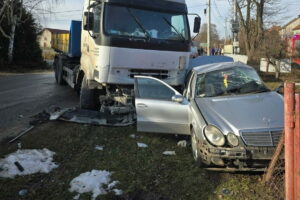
xmin=126 ymin=8 xmax=151 ymax=40
xmin=162 ymin=17 xmax=186 ymax=42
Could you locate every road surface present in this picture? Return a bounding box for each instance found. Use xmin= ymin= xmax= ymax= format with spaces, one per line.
xmin=0 ymin=72 xmax=78 ymax=141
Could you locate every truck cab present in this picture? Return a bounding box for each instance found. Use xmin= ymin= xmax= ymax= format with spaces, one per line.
xmin=54 ymin=0 xmax=200 ymax=121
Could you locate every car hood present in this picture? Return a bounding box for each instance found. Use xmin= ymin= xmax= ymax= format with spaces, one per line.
xmin=195 ymin=92 xmax=284 ymax=135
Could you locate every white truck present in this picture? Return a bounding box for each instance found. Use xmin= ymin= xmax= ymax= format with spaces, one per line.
xmin=53 ymin=0 xmax=200 ymax=123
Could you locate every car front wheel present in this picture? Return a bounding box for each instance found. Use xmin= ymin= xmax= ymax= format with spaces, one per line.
xmin=191 ymin=129 xmax=204 ymax=167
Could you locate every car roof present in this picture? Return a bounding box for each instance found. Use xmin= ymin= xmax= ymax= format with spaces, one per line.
xmin=192 ymin=61 xmax=253 ymax=74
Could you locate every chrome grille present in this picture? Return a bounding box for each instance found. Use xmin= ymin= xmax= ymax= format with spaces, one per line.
xmin=241 ymin=130 xmax=282 ymax=147
xmin=129 ymin=69 xmax=169 ymax=79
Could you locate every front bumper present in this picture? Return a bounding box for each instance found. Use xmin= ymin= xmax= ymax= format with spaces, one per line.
xmin=198 ymin=141 xmax=277 ymax=171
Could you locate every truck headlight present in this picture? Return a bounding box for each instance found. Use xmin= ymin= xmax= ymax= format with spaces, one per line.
xmin=227 ymin=133 xmax=239 ymax=147
xmin=204 ymin=125 xmax=225 ymax=147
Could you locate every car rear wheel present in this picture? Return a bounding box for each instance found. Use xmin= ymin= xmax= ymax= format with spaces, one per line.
xmin=191 ymin=129 xmax=204 ymax=167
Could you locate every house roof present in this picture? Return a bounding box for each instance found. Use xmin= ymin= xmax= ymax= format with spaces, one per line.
xmin=293 ymin=25 xmax=300 ymax=31
xmin=282 ymin=15 xmax=300 ymax=29
xmin=269 ymin=26 xmax=281 ymax=32
xmin=43 ymin=28 xmax=69 ymax=34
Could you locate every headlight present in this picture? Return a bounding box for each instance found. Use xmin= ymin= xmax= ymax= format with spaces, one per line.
xmin=204 ymin=125 xmax=225 ymax=147
xmin=227 ymin=133 xmax=239 ymax=147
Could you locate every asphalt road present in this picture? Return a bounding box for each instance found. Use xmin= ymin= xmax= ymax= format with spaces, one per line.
xmin=0 ymin=72 xmax=78 ymax=141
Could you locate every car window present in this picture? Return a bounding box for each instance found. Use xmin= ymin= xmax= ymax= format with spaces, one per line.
xmin=136 ymin=78 xmax=175 ymax=100
xmin=195 ymin=66 xmax=270 ymax=97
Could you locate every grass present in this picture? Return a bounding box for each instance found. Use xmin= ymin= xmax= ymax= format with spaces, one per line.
xmin=0 ymin=122 xmax=275 ymax=200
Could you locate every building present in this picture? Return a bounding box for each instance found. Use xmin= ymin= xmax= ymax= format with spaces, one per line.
xmin=38 ymin=28 xmax=69 ymax=60
xmin=279 ymin=15 xmax=300 ymax=38
xmin=293 ymin=25 xmax=300 ymax=35
xmin=39 ymin=28 xmax=69 ymax=50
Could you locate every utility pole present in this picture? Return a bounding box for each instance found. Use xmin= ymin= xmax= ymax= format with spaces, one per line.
xmin=207 ymin=0 xmax=211 ymax=55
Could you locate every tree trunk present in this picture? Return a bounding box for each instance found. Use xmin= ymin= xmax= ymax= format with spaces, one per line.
xmin=8 ymin=16 xmax=17 ymax=63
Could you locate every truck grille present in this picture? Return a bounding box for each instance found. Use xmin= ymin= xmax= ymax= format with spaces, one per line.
xmin=129 ymin=69 xmax=169 ymax=79
xmin=240 ymin=130 xmax=282 ymax=147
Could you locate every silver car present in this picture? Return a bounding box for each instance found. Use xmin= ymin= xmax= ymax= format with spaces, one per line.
xmin=134 ymin=62 xmax=283 ymax=171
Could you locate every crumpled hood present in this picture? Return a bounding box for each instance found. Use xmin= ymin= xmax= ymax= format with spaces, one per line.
xmin=195 ymin=92 xmax=284 ymax=135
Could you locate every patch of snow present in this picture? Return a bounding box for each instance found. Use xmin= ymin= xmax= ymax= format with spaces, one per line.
xmin=177 ymin=140 xmax=187 ymax=148
xmin=0 ymin=149 xmax=58 ymax=178
xmin=163 ymin=151 xmax=176 ymax=156
xmin=113 ymin=189 xmax=123 ymax=195
xmin=69 ymin=170 xmax=122 ymax=200
xmin=137 ymin=143 xmax=148 ymax=148
xmin=129 ymin=134 xmax=136 ymax=139
xmin=95 ymin=145 xmax=104 ymax=151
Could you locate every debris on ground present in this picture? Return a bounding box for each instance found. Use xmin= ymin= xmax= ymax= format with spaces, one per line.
xmin=221 ymin=188 xmax=233 ymax=196
xmin=29 ymin=110 xmax=50 ymax=125
xmin=137 ymin=143 xmax=148 ymax=148
xmin=177 ymin=140 xmax=187 ymax=148
xmin=50 ymin=108 xmax=135 ymax=126
xmin=129 ymin=134 xmax=136 ymax=139
xmin=8 ymin=126 xmax=35 ymax=144
xmin=69 ymin=170 xmax=122 ymax=200
xmin=0 ymin=149 xmax=58 ymax=178
xmin=95 ymin=145 xmax=104 ymax=151
xmin=18 ymin=189 xmax=28 ymax=196
xmin=163 ymin=151 xmax=176 ymax=156
xmin=19 ymin=115 xmax=24 ymax=118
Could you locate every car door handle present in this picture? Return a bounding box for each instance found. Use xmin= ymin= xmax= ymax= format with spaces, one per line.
xmin=137 ymin=103 xmax=148 ymax=108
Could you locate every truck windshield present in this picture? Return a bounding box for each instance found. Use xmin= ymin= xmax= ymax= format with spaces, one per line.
xmin=195 ymin=66 xmax=270 ymax=98
xmin=104 ymin=4 xmax=189 ymax=41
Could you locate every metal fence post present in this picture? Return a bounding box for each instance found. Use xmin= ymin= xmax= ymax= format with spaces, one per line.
xmin=285 ymin=82 xmax=295 ymax=200
xmin=294 ymin=94 xmax=300 ymax=200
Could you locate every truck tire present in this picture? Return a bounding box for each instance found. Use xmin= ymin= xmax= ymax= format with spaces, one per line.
xmin=57 ymin=57 xmax=66 ymax=85
xmin=80 ymin=75 xmax=99 ymax=110
xmin=53 ymin=57 xmax=59 ymax=83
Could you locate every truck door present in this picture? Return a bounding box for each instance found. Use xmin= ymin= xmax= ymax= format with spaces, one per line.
xmin=134 ymin=76 xmax=190 ymax=135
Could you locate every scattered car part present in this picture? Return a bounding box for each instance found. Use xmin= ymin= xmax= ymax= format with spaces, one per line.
xmin=8 ymin=126 xmax=34 ymax=144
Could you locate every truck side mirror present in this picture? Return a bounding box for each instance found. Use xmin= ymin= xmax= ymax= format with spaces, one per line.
xmin=193 ymin=17 xmax=201 ymax=33
xmin=83 ymin=12 xmax=94 ymax=31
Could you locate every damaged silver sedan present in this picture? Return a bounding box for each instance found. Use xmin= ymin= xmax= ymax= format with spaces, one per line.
xmin=134 ymin=62 xmax=283 ymax=171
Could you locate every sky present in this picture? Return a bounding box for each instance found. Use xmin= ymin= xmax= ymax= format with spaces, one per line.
xmin=38 ymin=0 xmax=300 ymax=38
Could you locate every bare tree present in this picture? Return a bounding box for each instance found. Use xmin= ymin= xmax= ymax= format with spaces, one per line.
xmin=236 ymin=0 xmax=281 ymax=61
xmin=0 ymin=0 xmax=59 ymax=63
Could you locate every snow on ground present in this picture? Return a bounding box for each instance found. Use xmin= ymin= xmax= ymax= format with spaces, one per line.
xmin=0 ymin=148 xmax=58 ymax=178
xmin=137 ymin=142 xmax=148 ymax=148
xmin=69 ymin=170 xmax=123 ymax=200
xmin=94 ymin=145 xmax=104 ymax=151
xmin=163 ymin=151 xmax=176 ymax=156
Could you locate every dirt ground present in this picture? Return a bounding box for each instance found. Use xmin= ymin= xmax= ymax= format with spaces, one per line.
xmin=0 ymin=122 xmax=276 ymax=200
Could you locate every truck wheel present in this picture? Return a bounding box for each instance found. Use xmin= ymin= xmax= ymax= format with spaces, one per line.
xmin=53 ymin=57 xmax=59 ymax=83
xmin=80 ymin=75 xmax=99 ymax=110
xmin=191 ymin=129 xmax=205 ymax=167
xmin=57 ymin=57 xmax=66 ymax=85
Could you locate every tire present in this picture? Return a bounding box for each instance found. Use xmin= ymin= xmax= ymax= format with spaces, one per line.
xmin=191 ymin=128 xmax=205 ymax=167
xmin=53 ymin=57 xmax=59 ymax=83
xmin=57 ymin=56 xmax=66 ymax=85
xmin=80 ymin=75 xmax=99 ymax=110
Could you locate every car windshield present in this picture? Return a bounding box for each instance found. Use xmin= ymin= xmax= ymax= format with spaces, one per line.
xmin=195 ymin=66 xmax=270 ymax=97
xmin=104 ymin=4 xmax=189 ymax=41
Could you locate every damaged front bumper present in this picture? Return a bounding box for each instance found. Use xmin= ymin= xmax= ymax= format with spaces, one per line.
xmin=198 ymin=141 xmax=277 ymax=171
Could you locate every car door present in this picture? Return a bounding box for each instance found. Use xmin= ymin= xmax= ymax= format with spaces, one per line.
xmin=134 ymin=76 xmax=190 ymax=135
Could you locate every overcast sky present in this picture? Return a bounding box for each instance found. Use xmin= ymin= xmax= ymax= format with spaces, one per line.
xmin=38 ymin=0 xmax=300 ymax=38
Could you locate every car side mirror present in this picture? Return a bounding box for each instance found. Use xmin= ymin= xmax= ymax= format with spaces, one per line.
xmin=275 ymin=83 xmax=284 ymax=94
xmin=172 ymin=95 xmax=184 ymax=103
xmin=83 ymin=12 xmax=94 ymax=31
xmin=193 ymin=17 xmax=201 ymax=33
